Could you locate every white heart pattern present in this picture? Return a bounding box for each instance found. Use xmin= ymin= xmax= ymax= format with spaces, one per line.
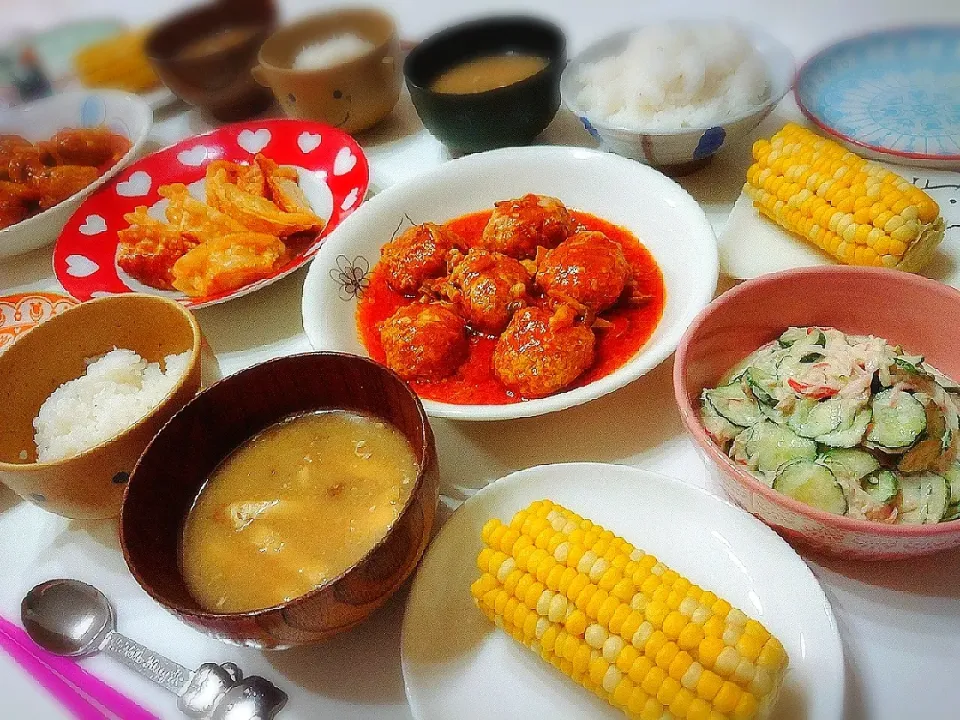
xmin=65 ymin=254 xmax=99 ymax=278
xmin=238 ymin=128 xmax=271 ymax=153
xmin=341 ymin=187 xmax=360 ymax=211
xmin=177 ymin=146 xmax=210 ymax=167
xmin=333 ymin=146 xmax=357 ymax=176
xmin=116 ymin=170 xmax=151 ymax=197
xmin=297 ymin=132 xmax=322 ymax=153
xmin=79 ymin=214 xmax=107 ymax=235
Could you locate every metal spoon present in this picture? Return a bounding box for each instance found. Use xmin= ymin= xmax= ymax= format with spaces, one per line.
xmin=21 ymin=579 xmax=287 ymax=720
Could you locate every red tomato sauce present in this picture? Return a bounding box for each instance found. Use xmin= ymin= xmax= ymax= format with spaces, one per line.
xmin=356 ymin=210 xmax=666 ymax=405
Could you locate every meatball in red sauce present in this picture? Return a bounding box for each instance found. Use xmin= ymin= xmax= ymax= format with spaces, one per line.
xmin=537 ymin=231 xmax=631 ymax=314
xmin=481 ymin=194 xmax=574 ymax=259
xmin=445 ymin=249 xmax=532 ymax=334
xmin=493 ymin=304 xmax=595 ymax=398
xmin=379 ymin=222 xmax=459 ymax=295
xmin=380 ymin=302 xmax=468 ymax=380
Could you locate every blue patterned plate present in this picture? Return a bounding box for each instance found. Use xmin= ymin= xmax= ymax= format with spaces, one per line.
xmin=796 ymin=26 xmax=960 ymax=169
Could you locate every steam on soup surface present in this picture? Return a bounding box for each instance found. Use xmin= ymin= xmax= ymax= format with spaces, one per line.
xmin=181 ymin=410 xmax=418 ymax=613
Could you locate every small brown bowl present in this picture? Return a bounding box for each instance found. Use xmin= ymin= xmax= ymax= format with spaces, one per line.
xmin=253 ymin=8 xmax=401 ymax=134
xmin=120 ymin=352 xmax=440 ymax=648
xmin=145 ymin=1 xmax=277 ymax=122
xmin=0 ymin=295 xmax=202 ymax=519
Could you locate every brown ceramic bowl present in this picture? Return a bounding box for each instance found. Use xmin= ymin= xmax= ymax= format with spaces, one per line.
xmin=145 ymin=0 xmax=276 ymax=122
xmin=120 ymin=352 xmax=440 ymax=648
xmin=0 ymin=295 xmax=202 ymax=519
xmin=253 ymin=8 xmax=401 ymax=134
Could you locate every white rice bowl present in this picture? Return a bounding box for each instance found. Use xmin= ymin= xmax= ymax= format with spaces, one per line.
xmin=574 ymin=21 xmax=769 ymax=131
xmin=34 ymin=348 xmax=191 ymax=463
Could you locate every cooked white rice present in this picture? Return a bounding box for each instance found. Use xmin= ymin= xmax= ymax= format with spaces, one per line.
xmin=575 ymin=21 xmax=769 ymax=131
xmin=34 ymin=348 xmax=191 ymax=463
xmin=293 ymin=34 xmax=374 ymax=70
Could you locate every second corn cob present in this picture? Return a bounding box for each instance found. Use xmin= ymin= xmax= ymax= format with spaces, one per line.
xmin=472 ymin=499 xmax=789 ymax=720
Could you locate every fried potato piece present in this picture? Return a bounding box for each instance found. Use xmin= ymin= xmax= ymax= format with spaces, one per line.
xmin=160 ymin=183 xmax=246 ymax=241
xmin=206 ymin=166 xmax=321 ymax=237
xmin=256 ymin=153 xmax=320 ymax=219
xmin=236 ymin=159 xmax=266 ymax=196
xmin=117 ymin=221 xmax=201 ymax=290
xmin=171 ymin=232 xmax=287 ymax=298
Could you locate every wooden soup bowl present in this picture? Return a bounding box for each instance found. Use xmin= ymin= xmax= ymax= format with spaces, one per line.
xmin=120 ymin=352 xmax=440 ymax=648
xmin=0 ymin=294 xmax=202 ymax=519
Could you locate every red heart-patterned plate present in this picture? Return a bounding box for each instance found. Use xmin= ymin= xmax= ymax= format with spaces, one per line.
xmin=54 ymin=119 xmax=369 ymax=309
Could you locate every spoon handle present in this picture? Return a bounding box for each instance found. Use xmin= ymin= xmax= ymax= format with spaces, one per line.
xmin=101 ymin=631 xmax=192 ymax=695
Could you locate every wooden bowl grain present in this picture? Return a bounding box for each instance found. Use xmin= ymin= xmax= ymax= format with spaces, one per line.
xmin=119 ymin=352 xmax=440 ymax=648
xmin=0 ymin=294 xmax=202 ymax=519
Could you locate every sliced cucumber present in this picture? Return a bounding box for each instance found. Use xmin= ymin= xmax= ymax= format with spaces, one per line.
xmin=898 ymin=473 xmax=950 ymax=524
xmin=760 ymin=403 xmax=789 ymax=425
xmin=820 ymin=448 xmax=880 ymax=482
xmin=778 ymin=327 xmax=812 ymax=347
xmin=898 ymin=401 xmax=950 ymax=472
xmin=744 ymin=367 xmax=777 ymax=406
xmin=943 ymin=504 xmax=960 ymax=522
xmin=861 ymin=469 xmax=899 ymax=505
xmin=788 ymin=396 xmax=846 ymax=439
xmin=773 ymin=460 xmax=848 ymax=515
xmin=866 ymin=390 xmax=927 ymax=451
xmin=731 ymin=424 xmax=760 ymax=470
xmin=747 ymin=421 xmax=817 ymax=474
xmin=816 ymin=408 xmax=872 ymax=448
xmin=894 ymin=356 xmax=927 ymax=377
xmin=942 ymin=464 xmax=960 ymax=505
xmin=799 ymin=351 xmax=826 ymax=364
xmin=705 ymin=383 xmax=763 ymax=428
xmin=700 ymin=393 xmax=740 ymax=448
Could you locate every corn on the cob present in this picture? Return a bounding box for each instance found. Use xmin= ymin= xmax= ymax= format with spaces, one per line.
xmin=744 ymin=123 xmax=944 ymax=272
xmin=74 ymin=29 xmax=160 ymax=94
xmin=471 ymin=500 xmax=788 ymax=720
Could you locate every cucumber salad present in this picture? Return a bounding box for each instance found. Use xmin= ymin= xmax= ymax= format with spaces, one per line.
xmin=701 ymin=326 xmax=960 ymax=524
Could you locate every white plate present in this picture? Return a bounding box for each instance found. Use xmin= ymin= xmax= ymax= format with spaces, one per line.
xmin=719 ymin=169 xmax=960 ymax=288
xmin=302 ymin=146 xmax=718 ymax=421
xmin=0 ymin=90 xmax=152 ymax=260
xmin=401 ymin=463 xmax=844 ymax=720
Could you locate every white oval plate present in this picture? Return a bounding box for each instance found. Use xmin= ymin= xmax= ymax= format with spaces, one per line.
xmin=0 ymin=89 xmax=152 ymax=260
xmin=401 ymin=463 xmax=844 ymax=720
xmin=302 ymin=146 xmax=718 ymax=421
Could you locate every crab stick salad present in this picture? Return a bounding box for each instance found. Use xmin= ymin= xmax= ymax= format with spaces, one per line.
xmin=701 ymin=327 xmax=960 ymax=524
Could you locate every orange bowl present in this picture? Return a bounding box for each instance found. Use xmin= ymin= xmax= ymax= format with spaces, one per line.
xmin=674 ymin=266 xmax=960 ymax=559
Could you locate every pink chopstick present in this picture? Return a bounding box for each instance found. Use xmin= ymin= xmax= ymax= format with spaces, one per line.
xmin=0 ymin=616 xmax=159 ymax=720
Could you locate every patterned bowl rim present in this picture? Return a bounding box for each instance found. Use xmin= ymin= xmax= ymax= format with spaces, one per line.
xmin=794 ymin=24 xmax=960 ymax=162
xmin=673 ymin=265 xmax=960 ymax=539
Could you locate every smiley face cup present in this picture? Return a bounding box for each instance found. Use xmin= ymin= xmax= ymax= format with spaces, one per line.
xmin=253 ymin=9 xmax=402 ymax=134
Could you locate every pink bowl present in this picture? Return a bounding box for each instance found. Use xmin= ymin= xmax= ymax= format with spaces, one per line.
xmin=674 ymin=266 xmax=960 ymax=560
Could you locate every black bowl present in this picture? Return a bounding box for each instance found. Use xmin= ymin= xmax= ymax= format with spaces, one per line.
xmin=404 ymin=16 xmax=566 ymax=154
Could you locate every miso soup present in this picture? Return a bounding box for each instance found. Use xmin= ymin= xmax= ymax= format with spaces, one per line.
xmin=430 ymin=53 xmax=548 ymax=94
xmin=180 ymin=410 xmax=418 ymax=613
